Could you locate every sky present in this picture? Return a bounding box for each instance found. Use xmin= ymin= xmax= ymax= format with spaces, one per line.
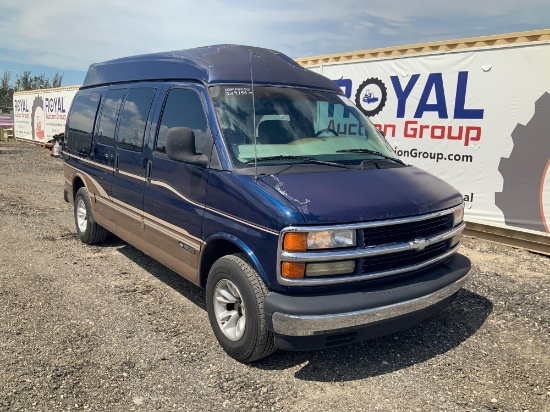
xmin=0 ymin=0 xmax=549 ymax=87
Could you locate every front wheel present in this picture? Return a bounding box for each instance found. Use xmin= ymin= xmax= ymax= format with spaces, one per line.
xmin=74 ymin=187 xmax=108 ymax=244
xmin=206 ymin=254 xmax=276 ymax=362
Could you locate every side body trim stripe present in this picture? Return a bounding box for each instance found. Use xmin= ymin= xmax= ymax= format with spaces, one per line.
xmin=64 ymin=158 xmax=280 ymax=237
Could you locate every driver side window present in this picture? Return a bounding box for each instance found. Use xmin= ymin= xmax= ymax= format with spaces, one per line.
xmin=155 ymin=88 xmax=209 ymax=156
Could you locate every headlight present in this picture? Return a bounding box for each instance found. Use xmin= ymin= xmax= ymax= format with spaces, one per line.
xmin=307 ymin=229 xmax=356 ymax=249
xmin=283 ymin=229 xmax=356 ymax=251
xmin=453 ymin=206 xmax=464 ymax=227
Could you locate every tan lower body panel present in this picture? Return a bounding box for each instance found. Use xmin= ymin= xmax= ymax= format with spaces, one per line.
xmin=93 ymin=206 xmax=117 ymax=235
xmin=105 ymin=202 xmax=201 ymax=285
xmin=117 ymin=223 xmax=200 ymax=285
xmin=64 ymin=159 xmax=114 ymax=221
xmin=65 ymin=163 xmax=202 ymax=285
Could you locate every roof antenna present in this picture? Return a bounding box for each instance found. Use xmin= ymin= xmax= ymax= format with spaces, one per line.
xmin=250 ymin=50 xmax=259 ymax=181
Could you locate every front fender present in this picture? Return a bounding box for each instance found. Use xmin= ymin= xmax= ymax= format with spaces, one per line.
xmin=200 ymin=232 xmax=271 ymax=288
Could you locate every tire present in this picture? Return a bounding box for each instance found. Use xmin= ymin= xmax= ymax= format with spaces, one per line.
xmin=206 ymin=253 xmax=276 ymax=362
xmin=74 ymin=187 xmax=109 ymax=244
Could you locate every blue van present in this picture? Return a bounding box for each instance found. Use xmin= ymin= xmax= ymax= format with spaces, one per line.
xmin=63 ymin=45 xmax=470 ymax=362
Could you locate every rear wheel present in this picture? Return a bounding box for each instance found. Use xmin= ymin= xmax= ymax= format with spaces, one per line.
xmin=74 ymin=187 xmax=108 ymax=244
xmin=206 ymin=254 xmax=276 ymax=362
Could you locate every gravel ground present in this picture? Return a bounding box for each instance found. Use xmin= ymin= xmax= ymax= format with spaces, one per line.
xmin=0 ymin=141 xmax=549 ymax=412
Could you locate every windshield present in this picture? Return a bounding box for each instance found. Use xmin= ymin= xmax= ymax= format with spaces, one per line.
xmin=209 ymin=85 xmax=399 ymax=168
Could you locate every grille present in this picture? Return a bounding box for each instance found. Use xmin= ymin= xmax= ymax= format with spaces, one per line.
xmin=361 ymin=240 xmax=450 ymax=275
xmin=362 ymin=215 xmax=453 ymax=247
xmin=277 ymin=207 xmax=462 ymax=286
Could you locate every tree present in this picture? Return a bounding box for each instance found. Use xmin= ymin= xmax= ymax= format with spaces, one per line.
xmin=0 ymin=69 xmax=64 ymax=111
xmin=14 ymin=71 xmax=64 ymax=92
xmin=0 ymin=70 xmax=13 ymax=109
xmin=15 ymin=71 xmax=32 ymax=91
xmin=1 ymin=70 xmax=10 ymax=90
xmin=52 ymin=73 xmax=63 ymax=88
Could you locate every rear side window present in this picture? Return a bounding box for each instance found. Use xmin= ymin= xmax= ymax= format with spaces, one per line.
xmin=66 ymin=93 xmax=100 ymax=154
xmin=155 ymin=88 xmax=208 ymax=155
xmin=116 ymin=87 xmax=156 ymax=151
xmin=97 ymin=88 xmax=126 ymax=146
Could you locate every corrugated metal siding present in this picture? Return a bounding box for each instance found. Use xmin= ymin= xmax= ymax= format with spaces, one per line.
xmin=13 ymin=85 xmax=81 ymax=96
xmin=296 ymin=29 xmax=550 ymax=67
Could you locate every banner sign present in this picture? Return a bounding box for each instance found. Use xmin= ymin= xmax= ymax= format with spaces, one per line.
xmin=13 ymin=88 xmax=77 ymax=143
xmin=309 ymin=43 xmax=550 ymax=236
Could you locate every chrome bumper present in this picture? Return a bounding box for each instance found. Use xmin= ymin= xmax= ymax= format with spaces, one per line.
xmin=271 ymin=271 xmax=470 ymax=337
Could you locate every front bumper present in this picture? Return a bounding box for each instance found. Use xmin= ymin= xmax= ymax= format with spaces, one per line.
xmin=264 ymin=253 xmax=471 ymax=350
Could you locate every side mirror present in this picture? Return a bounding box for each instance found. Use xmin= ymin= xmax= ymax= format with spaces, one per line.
xmin=166 ymin=127 xmax=208 ymax=167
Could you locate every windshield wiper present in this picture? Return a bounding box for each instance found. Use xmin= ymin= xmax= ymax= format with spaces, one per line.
xmin=244 ymin=155 xmax=352 ymax=169
xmin=336 ymin=149 xmax=405 ymax=165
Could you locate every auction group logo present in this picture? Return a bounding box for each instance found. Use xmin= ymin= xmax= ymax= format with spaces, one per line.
xmin=31 ymin=96 xmax=45 ymax=141
xmin=496 ymin=92 xmax=550 ymax=233
xmin=354 ymin=78 xmax=387 ymax=117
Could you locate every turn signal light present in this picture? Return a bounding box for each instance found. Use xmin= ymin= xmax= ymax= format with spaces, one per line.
xmin=283 ymin=232 xmax=307 ymax=252
xmin=281 ymin=262 xmax=305 ymax=279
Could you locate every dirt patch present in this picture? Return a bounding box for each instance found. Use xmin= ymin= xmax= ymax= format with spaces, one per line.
xmin=0 ymin=141 xmax=548 ymax=411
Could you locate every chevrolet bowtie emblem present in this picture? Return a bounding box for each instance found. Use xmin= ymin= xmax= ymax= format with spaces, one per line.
xmin=412 ymin=238 xmax=428 ymax=251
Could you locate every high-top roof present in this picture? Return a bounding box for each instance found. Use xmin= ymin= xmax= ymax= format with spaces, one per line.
xmin=82 ymin=44 xmax=340 ymax=92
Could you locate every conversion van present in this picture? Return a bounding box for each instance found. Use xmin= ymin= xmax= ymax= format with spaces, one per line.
xmin=63 ymin=45 xmax=470 ymax=362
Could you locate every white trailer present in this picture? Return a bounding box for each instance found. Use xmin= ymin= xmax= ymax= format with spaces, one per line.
xmin=296 ymin=30 xmax=550 ymax=253
xmin=13 ymin=85 xmax=79 ymax=144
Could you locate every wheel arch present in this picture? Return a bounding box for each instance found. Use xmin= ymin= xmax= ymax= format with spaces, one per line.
xmin=72 ymin=174 xmax=87 ymax=202
xmin=199 ymin=233 xmax=269 ymax=289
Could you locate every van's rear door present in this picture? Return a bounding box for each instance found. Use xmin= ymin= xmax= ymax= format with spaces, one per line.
xmin=112 ymin=86 xmax=158 ymax=240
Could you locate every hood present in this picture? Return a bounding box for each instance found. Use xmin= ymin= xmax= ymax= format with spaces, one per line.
xmin=259 ymin=166 xmax=462 ymax=224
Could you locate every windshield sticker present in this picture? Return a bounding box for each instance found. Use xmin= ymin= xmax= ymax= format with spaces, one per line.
xmin=224 ymin=87 xmax=252 ymax=96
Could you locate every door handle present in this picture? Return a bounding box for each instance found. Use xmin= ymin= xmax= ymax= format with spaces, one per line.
xmin=146 ymin=160 xmax=152 ymax=186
